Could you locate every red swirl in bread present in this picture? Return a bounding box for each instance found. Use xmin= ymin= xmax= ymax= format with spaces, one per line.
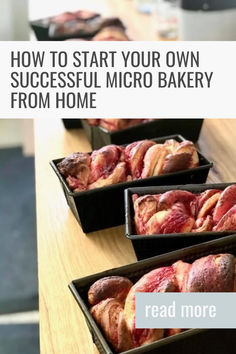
xmin=58 ymin=139 xmax=200 ymax=191
xmin=133 ymin=185 xmax=236 ymax=235
xmin=88 ymin=254 xmax=236 ymax=352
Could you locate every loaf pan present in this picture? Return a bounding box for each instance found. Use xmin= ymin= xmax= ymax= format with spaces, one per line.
xmin=30 ymin=14 xmax=101 ymax=41
xmin=125 ymin=183 xmax=236 ymax=260
xmin=81 ymin=119 xmax=93 ymax=143
xmin=30 ymin=18 xmax=52 ymax=41
xmin=50 ymin=134 xmax=212 ymax=233
xmin=69 ymin=234 xmax=236 ymax=354
xmin=81 ymin=119 xmax=204 ymax=149
xmin=62 ymin=119 xmax=82 ymax=130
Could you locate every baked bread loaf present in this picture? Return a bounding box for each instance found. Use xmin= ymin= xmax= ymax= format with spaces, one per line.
xmin=92 ymin=26 xmax=130 ymax=41
xmin=88 ymin=253 xmax=236 ymax=352
xmin=58 ymin=139 xmax=199 ymax=192
xmin=133 ymin=185 xmax=236 ymax=234
xmin=48 ymin=12 xmax=129 ymax=40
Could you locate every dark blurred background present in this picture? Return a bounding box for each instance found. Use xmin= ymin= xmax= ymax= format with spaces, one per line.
xmin=0 ymin=120 xmax=39 ymax=354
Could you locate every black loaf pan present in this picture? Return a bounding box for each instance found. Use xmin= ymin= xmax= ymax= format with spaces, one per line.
xmin=81 ymin=119 xmax=93 ymax=143
xmin=69 ymin=234 xmax=236 ymax=354
xmin=30 ymin=18 xmax=52 ymax=41
xmin=50 ymin=134 xmax=212 ymax=233
xmin=62 ymin=119 xmax=82 ymax=130
xmin=125 ymin=182 xmax=236 ymax=260
xmin=81 ymin=119 xmax=204 ymax=150
xmin=30 ymin=13 xmax=101 ymax=41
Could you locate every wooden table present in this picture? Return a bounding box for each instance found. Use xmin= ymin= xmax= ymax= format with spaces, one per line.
xmin=35 ymin=119 xmax=236 ymax=354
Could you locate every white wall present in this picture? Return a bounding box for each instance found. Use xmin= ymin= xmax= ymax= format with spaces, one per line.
xmin=0 ymin=120 xmax=34 ymax=156
xmin=0 ymin=0 xmax=29 ymax=40
xmin=0 ymin=120 xmax=23 ymax=148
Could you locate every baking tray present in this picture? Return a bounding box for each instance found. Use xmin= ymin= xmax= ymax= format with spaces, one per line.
xmin=69 ymin=234 xmax=236 ymax=354
xmin=50 ymin=134 xmax=212 ymax=233
xmin=62 ymin=119 xmax=82 ymax=130
xmin=30 ymin=18 xmax=52 ymax=41
xmin=125 ymin=182 xmax=236 ymax=260
xmin=30 ymin=14 xmax=101 ymax=41
xmin=81 ymin=119 xmax=204 ymax=149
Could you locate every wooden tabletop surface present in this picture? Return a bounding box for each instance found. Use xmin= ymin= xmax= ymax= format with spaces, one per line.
xmin=34 ymin=119 xmax=236 ymax=354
